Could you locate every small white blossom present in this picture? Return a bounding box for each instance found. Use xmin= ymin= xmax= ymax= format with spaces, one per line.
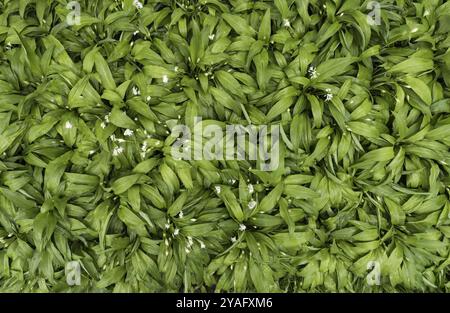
xmin=162 ymin=75 xmax=169 ymax=83
xmin=190 ymin=218 xmax=197 ymax=222
xmin=178 ymin=211 xmax=184 ymax=218
xmin=133 ymin=0 xmax=143 ymax=9
xmin=283 ymin=19 xmax=290 ymax=27
xmin=248 ymin=199 xmax=257 ymax=210
xmin=165 ymin=222 xmax=170 ymax=229
xmin=248 ymin=184 xmax=254 ymax=194
xmin=231 ymin=236 xmax=237 ymax=243
xmin=239 ymin=224 xmax=246 ymax=231
xmin=411 ymin=27 xmax=419 ymax=33
xmin=112 ymin=146 xmax=123 ymax=156
xmin=174 ymin=66 xmax=179 ymax=72
xmin=89 ymin=150 xmax=95 ymax=155
xmin=104 ymin=114 xmax=110 ymax=123
xmin=124 ymin=129 xmax=134 ymax=136
xmin=214 ymin=185 xmax=221 ymax=194
xmin=199 ymin=241 xmax=206 ymax=249
xmin=132 ymin=86 xmax=140 ymax=95
xmin=173 ymin=228 xmax=179 ymax=236
xmin=64 ymin=121 xmax=73 ymax=129
xmin=308 ymin=66 xmax=318 ymax=79
xmin=141 ymin=142 xmax=148 ymax=152
xmin=208 ymin=34 xmax=215 ymax=40
xmin=146 ymin=96 xmax=151 ymax=101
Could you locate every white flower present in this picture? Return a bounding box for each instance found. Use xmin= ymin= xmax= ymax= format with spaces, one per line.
xmin=178 ymin=211 xmax=183 ymax=218
xmin=133 ymin=0 xmax=143 ymax=9
xmin=239 ymin=224 xmax=246 ymax=231
xmin=208 ymin=34 xmax=215 ymax=40
xmin=165 ymin=222 xmax=170 ymax=229
xmin=132 ymin=86 xmax=140 ymax=95
xmin=110 ymin=134 xmax=116 ymax=142
xmin=187 ymin=236 xmax=193 ymax=247
xmin=173 ymin=228 xmax=179 ymax=236
xmin=230 ymin=179 xmax=236 ymax=184
xmin=308 ymin=66 xmax=318 ymax=79
xmin=133 ymin=30 xmax=139 ymax=35
xmin=190 ymin=218 xmax=197 ymax=222
xmin=100 ymin=122 xmax=106 ymax=129
xmin=231 ymin=236 xmax=237 ymax=243
xmin=162 ymin=75 xmax=169 ymax=83
xmin=104 ymin=114 xmax=110 ymax=123
xmin=165 ymin=239 xmax=169 ymax=246
xmin=64 ymin=121 xmax=73 ymax=129
xmin=248 ymin=184 xmax=254 ymax=194
xmin=124 ymin=129 xmax=134 ymax=136
xmin=141 ymin=142 xmax=148 ymax=152
xmin=174 ymin=66 xmax=179 ymax=72
xmin=214 ymin=186 xmax=221 ymax=194
xmin=199 ymin=241 xmax=206 ymax=249
xmin=89 ymin=150 xmax=95 ymax=155
xmin=248 ymin=199 xmax=257 ymax=210
xmin=325 ymin=92 xmax=333 ymax=102
xmin=411 ymin=27 xmax=419 ymax=33
xmin=112 ymin=146 xmax=123 ymax=156
xmin=146 ymin=96 xmax=151 ymax=101
xmin=283 ymin=19 xmax=290 ymax=27
xmin=185 ymin=247 xmax=191 ymax=254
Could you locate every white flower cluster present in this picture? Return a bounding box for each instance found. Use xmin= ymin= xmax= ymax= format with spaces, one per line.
xmin=124 ymin=129 xmax=134 ymax=136
xmin=132 ymin=86 xmax=140 ymax=96
xmin=325 ymin=88 xmax=333 ymax=102
xmin=133 ymin=0 xmax=143 ymax=10
xmin=308 ymin=66 xmax=318 ymax=79
xmin=112 ymin=146 xmax=123 ymax=156
xmin=100 ymin=112 xmax=111 ymax=129
xmin=248 ymin=199 xmax=257 ymax=209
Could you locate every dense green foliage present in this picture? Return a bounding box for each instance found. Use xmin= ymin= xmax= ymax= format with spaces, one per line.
xmin=0 ymin=0 xmax=450 ymax=292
